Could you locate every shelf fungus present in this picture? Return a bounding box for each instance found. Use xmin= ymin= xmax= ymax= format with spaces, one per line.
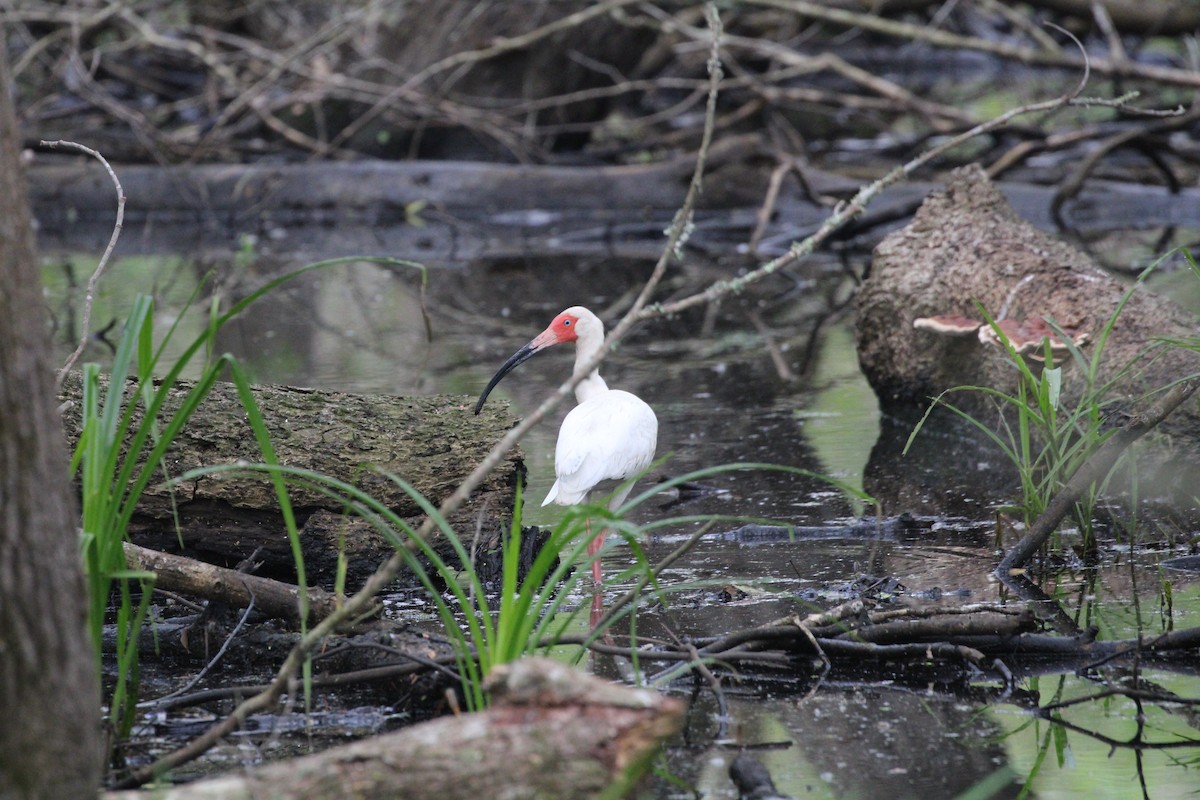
xmin=914 ymin=314 xmax=1089 ymax=361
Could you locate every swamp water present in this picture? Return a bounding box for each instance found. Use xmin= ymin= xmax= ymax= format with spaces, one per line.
xmin=41 ymin=241 xmax=1200 ymax=799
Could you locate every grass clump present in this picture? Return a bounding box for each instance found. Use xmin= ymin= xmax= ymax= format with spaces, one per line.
xmin=73 ymin=257 xmax=423 ymax=738
xmin=905 ymin=254 xmax=1196 ymax=551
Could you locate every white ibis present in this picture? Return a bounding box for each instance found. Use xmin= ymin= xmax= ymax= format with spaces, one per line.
xmin=473 ymin=306 xmax=658 ymax=586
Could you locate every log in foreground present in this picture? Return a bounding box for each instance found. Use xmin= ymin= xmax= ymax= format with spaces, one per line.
xmin=105 ymin=658 xmax=683 ymax=800
xmin=59 ymin=373 xmax=524 ymax=589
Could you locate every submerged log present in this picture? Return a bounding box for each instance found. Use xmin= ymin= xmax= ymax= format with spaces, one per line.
xmin=59 ymin=373 xmax=524 ymax=590
xmin=631 ymin=601 xmax=1200 ymax=686
xmin=31 ymin=153 xmax=1200 ymax=263
xmin=105 ymin=658 xmax=684 ymax=800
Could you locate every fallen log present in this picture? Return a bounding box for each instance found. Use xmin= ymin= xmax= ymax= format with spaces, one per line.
xmin=124 ymin=542 xmax=339 ymax=625
xmin=59 ymin=372 xmax=525 ymax=590
xmin=105 ymin=657 xmax=684 ymax=800
xmin=29 ymin=154 xmax=1200 ymax=262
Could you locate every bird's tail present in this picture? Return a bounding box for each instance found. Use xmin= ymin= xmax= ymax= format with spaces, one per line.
xmin=541 ymin=479 xmax=588 ymax=506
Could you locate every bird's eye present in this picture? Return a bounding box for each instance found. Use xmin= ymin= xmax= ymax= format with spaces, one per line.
xmin=563 ymin=319 xmax=571 ymax=326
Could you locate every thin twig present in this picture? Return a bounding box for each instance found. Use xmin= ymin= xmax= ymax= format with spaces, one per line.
xmin=747 ymin=310 xmax=797 ymax=383
xmin=139 ymin=593 xmax=256 ymax=708
xmin=43 ymin=140 xmax=124 ymax=387
xmin=1091 ymin=1 xmax=1128 ymax=66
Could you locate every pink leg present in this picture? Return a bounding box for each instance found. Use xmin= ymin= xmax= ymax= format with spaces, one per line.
xmin=589 ymin=588 xmax=604 ymax=628
xmin=586 ymin=521 xmax=606 ymax=587
xmin=585 ymin=518 xmax=606 ymax=628
xmin=587 ymin=485 xmax=633 ymax=589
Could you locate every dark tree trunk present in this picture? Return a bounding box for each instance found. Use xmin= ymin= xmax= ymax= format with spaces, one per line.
xmin=0 ymin=41 xmax=103 ymax=799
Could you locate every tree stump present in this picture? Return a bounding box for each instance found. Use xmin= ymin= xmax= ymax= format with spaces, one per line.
xmin=856 ymin=164 xmax=1200 ymax=443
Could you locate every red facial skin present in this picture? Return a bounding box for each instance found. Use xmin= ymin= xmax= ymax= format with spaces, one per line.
xmin=533 ymin=312 xmax=580 ymax=349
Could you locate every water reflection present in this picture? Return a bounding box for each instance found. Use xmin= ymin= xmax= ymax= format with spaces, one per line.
xmin=215 ymin=261 xmax=435 ymax=392
xmin=675 ymin=685 xmax=1017 ymax=800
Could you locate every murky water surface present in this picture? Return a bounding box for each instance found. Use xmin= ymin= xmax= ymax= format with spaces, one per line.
xmin=42 ymin=235 xmax=1200 ymax=798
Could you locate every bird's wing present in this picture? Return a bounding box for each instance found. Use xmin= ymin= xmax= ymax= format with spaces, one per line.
xmin=550 ymin=391 xmax=658 ymax=505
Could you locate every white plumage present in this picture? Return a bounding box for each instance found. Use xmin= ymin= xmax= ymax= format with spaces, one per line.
xmin=474 ymin=306 xmax=658 ymax=586
xmin=543 ymin=388 xmax=658 ymax=507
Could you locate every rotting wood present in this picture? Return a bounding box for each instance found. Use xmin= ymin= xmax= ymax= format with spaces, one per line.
xmin=857 ymin=164 xmax=1200 ymax=440
xmin=58 ymin=372 xmax=525 ymax=589
xmin=855 ymin=163 xmax=1200 ymax=515
xmin=855 ymin=164 xmax=1200 ymax=519
xmin=104 ymin=657 xmax=684 ymax=800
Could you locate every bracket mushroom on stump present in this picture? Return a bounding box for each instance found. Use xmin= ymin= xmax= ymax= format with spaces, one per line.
xmin=913 ymin=314 xmax=1091 ymax=362
xmin=854 ymin=165 xmax=1200 ymax=509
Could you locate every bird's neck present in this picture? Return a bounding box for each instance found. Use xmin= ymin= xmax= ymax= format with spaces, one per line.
xmin=573 ymin=369 xmax=608 ymax=403
xmin=572 ymin=330 xmax=608 ymax=403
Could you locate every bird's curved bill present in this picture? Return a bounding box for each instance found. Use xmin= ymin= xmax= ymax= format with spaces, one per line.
xmin=473 ymin=342 xmax=541 ymax=414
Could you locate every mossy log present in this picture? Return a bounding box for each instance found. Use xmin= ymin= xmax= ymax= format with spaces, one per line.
xmin=59 ymin=373 xmax=524 ymax=590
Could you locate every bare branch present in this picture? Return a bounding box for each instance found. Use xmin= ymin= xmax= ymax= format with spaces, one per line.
xmin=752 ymin=0 xmax=1200 ymax=89
xmin=42 ymin=140 xmax=124 ymax=387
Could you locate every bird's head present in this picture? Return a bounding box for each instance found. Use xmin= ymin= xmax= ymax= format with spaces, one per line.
xmin=530 ymin=306 xmax=597 ymax=349
xmin=473 ymin=306 xmax=601 ymax=415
